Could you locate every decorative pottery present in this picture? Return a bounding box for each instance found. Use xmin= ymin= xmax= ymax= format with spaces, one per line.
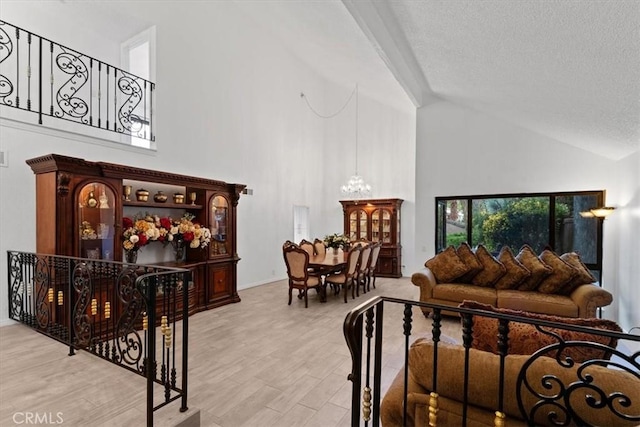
xmin=125 ymin=250 xmax=138 ymax=263
xmin=136 ymin=189 xmax=149 ymax=202
xmin=173 ymin=193 xmax=185 ymax=204
xmin=153 ymin=191 xmax=168 ymax=203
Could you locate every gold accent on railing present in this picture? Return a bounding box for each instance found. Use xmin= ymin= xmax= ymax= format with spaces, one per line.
xmin=161 ymin=315 xmax=167 ymax=335
xmin=91 ymin=298 xmax=97 ymax=316
xmin=164 ymin=326 xmax=172 ymax=348
xmin=47 ymin=287 xmax=54 ymax=303
xmin=362 ymin=386 xmax=371 ymax=421
xmin=429 ymin=392 xmax=439 ymax=427
xmin=142 ymin=312 xmax=148 ymax=331
xmin=57 ymin=291 xmax=63 ymax=305
xmin=104 ymin=301 xmax=111 ymax=319
xmin=494 ymin=410 xmax=506 ymax=427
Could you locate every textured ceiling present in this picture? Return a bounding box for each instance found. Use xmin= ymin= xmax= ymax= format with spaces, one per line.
xmin=43 ymin=1 xmax=640 ymax=159
xmin=346 ymin=0 xmax=640 ymax=160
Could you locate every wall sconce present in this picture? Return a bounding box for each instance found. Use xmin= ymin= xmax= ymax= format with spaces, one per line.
xmin=579 ymin=206 xmax=616 ymax=219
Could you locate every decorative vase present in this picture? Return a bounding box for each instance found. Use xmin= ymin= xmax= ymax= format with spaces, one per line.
xmin=173 ymin=240 xmax=186 ymax=262
xmin=332 ymin=247 xmax=339 ymax=256
xmin=125 ymin=250 xmax=138 ymax=264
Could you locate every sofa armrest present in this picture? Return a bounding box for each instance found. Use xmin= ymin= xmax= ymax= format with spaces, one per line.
xmin=569 ymin=283 xmax=613 ymax=318
xmin=411 ymin=268 xmax=437 ymax=301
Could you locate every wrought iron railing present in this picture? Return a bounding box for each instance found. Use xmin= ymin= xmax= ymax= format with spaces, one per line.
xmin=0 ymin=20 xmax=154 ymax=142
xmin=6 ymin=251 xmax=187 ymax=427
xmin=344 ymin=296 xmax=640 ymax=427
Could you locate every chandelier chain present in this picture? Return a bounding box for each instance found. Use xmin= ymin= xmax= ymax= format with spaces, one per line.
xmin=300 ymin=86 xmax=356 ymax=119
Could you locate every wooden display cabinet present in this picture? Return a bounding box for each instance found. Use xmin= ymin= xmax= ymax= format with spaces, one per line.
xmin=27 ymin=154 xmax=245 ymax=314
xmin=340 ymin=198 xmax=403 ymax=278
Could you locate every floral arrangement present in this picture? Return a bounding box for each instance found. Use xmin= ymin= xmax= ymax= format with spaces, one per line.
xmin=122 ymin=214 xmax=160 ymax=252
xmin=323 ymin=233 xmax=350 ymax=249
xmin=122 ymin=212 xmax=212 ymax=253
xmin=161 ymin=213 xmax=212 ymax=249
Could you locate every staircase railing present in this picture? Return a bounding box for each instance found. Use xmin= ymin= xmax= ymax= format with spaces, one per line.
xmin=6 ymin=251 xmax=188 ymax=427
xmin=0 ymin=20 xmax=154 ymax=143
xmin=344 ymin=296 xmax=640 ymax=427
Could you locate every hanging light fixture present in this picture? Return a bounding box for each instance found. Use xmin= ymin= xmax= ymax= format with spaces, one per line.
xmin=341 ymin=84 xmax=371 ymax=198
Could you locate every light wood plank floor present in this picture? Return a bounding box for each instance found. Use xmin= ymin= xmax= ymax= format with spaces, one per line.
xmin=0 ymin=277 xmax=461 ymax=426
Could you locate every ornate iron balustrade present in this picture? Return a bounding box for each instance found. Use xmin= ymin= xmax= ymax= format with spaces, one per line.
xmin=344 ymin=296 xmax=640 ymax=427
xmin=6 ymin=251 xmax=187 ymax=427
xmin=0 ymin=20 xmax=154 ymax=142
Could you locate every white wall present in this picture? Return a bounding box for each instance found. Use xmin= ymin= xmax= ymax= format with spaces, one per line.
xmin=412 ymin=100 xmax=638 ymax=328
xmin=0 ymin=1 xmax=416 ymax=324
xmin=609 ymin=151 xmax=640 ymax=332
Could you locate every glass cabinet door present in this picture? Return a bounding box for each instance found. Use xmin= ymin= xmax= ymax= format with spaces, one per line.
xmin=77 ymin=182 xmax=116 ymax=260
xmin=349 ymin=211 xmax=358 ymax=240
xmin=381 ymin=209 xmax=392 ymax=243
xmin=357 ymin=209 xmax=367 ymax=239
xmin=210 ymin=195 xmax=229 ymax=256
xmin=372 ymin=210 xmax=380 ymax=242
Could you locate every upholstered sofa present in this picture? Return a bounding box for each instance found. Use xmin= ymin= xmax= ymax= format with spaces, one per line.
xmin=381 ymin=339 xmax=640 ymax=427
xmin=413 ymin=244 xmax=613 ymax=318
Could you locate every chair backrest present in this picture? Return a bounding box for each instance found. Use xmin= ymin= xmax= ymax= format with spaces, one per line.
xmin=345 ymin=246 xmax=362 ymax=278
xmin=369 ymin=242 xmax=382 ymax=269
xmin=358 ymin=245 xmax=372 ymax=275
xmin=299 ymin=239 xmax=315 ymax=257
xmin=283 ymin=245 xmax=310 ymax=283
xmin=313 ymin=238 xmax=326 ymax=257
xmin=283 ymin=240 xmax=296 ymax=251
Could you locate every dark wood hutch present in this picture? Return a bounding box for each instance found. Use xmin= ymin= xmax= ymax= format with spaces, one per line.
xmin=340 ymin=198 xmax=403 ymax=278
xmin=26 ymin=153 xmax=245 ymax=313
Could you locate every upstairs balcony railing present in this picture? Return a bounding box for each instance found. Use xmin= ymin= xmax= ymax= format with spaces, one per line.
xmin=344 ymin=296 xmax=640 ymax=427
xmin=6 ymin=251 xmax=187 ymax=427
xmin=0 ymin=20 xmax=154 ymax=143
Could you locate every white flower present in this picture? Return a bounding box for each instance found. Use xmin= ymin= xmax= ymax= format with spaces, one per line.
xmin=130 ymin=235 xmax=139 ymax=244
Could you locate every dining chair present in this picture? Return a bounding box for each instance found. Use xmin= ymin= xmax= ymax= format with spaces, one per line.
xmin=282 ymin=244 xmax=322 ymax=308
xmin=299 ymin=239 xmax=315 ymax=257
xmin=313 ymin=238 xmax=326 ymax=258
xmin=326 ymin=245 xmax=361 ymax=303
xmin=367 ymin=242 xmax=382 ymax=291
xmin=356 ymin=244 xmax=372 ymax=297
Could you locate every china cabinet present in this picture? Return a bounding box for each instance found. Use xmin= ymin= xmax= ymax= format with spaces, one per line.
xmin=27 ymin=153 xmax=245 ymax=313
xmin=340 ymin=198 xmax=403 ymax=278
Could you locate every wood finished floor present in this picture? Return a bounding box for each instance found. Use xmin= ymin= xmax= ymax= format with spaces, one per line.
xmin=0 ymin=277 xmax=461 ymax=426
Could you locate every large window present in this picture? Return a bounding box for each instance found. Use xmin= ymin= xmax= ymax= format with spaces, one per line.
xmin=436 ymin=191 xmax=605 ymax=275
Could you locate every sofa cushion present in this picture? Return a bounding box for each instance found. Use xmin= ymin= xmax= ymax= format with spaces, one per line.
xmin=425 ymin=245 xmax=470 ymax=283
xmin=497 ymin=289 xmax=578 ymax=317
xmin=459 ymin=301 xmax=621 ymax=363
xmin=494 ymin=246 xmax=531 ymax=290
xmin=433 ymin=284 xmax=497 ymax=306
xmin=560 ymin=252 xmax=597 ymax=295
xmin=456 ymin=242 xmax=483 ymax=282
xmin=536 ymin=249 xmax=577 ymax=294
xmin=515 ymin=245 xmax=553 ymax=291
xmin=471 ymin=245 xmax=506 ymax=287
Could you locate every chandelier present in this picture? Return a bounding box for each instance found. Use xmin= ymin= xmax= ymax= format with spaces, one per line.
xmin=340 ymin=84 xmax=371 ymax=198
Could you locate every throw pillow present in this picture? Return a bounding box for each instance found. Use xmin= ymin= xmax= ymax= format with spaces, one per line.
xmin=537 ymin=250 xmax=578 ymax=294
xmin=459 ymin=300 xmax=621 ymax=363
xmin=515 ymin=245 xmax=553 ymax=291
xmin=560 ymin=252 xmax=597 ymax=295
xmin=471 ymin=245 xmax=506 ymax=287
xmin=494 ymin=246 xmax=531 ymax=290
xmin=425 ymin=245 xmax=470 ymax=283
xmin=456 ymin=242 xmax=483 ymax=282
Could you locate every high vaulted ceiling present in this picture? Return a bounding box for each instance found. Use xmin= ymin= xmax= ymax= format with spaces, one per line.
xmin=45 ymin=1 xmax=640 ymax=160
xmin=241 ymin=0 xmax=640 ymax=160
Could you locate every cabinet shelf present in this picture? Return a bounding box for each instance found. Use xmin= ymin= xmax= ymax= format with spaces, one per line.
xmin=123 ymin=200 xmax=204 ymax=210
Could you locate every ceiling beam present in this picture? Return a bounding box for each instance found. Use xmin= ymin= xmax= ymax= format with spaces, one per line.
xmin=342 ymin=0 xmax=437 ymax=108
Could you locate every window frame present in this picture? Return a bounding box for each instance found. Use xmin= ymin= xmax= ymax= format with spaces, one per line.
xmin=435 ymin=190 xmax=606 ymax=274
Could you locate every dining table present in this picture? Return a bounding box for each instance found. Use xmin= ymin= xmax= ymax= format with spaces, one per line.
xmin=308 ymin=250 xmax=348 ymax=302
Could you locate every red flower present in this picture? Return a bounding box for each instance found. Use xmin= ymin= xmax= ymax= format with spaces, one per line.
xmin=123 ymin=217 xmax=134 ymax=228
xmin=137 ymin=233 xmax=148 ymax=246
xmin=160 ymin=217 xmax=172 ymax=229
xmin=183 ymin=231 xmax=194 ymax=242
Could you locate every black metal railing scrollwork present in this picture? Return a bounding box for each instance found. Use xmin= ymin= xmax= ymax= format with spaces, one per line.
xmin=6 ymin=251 xmax=187 ymax=427
xmin=0 ymin=20 xmax=154 ymax=143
